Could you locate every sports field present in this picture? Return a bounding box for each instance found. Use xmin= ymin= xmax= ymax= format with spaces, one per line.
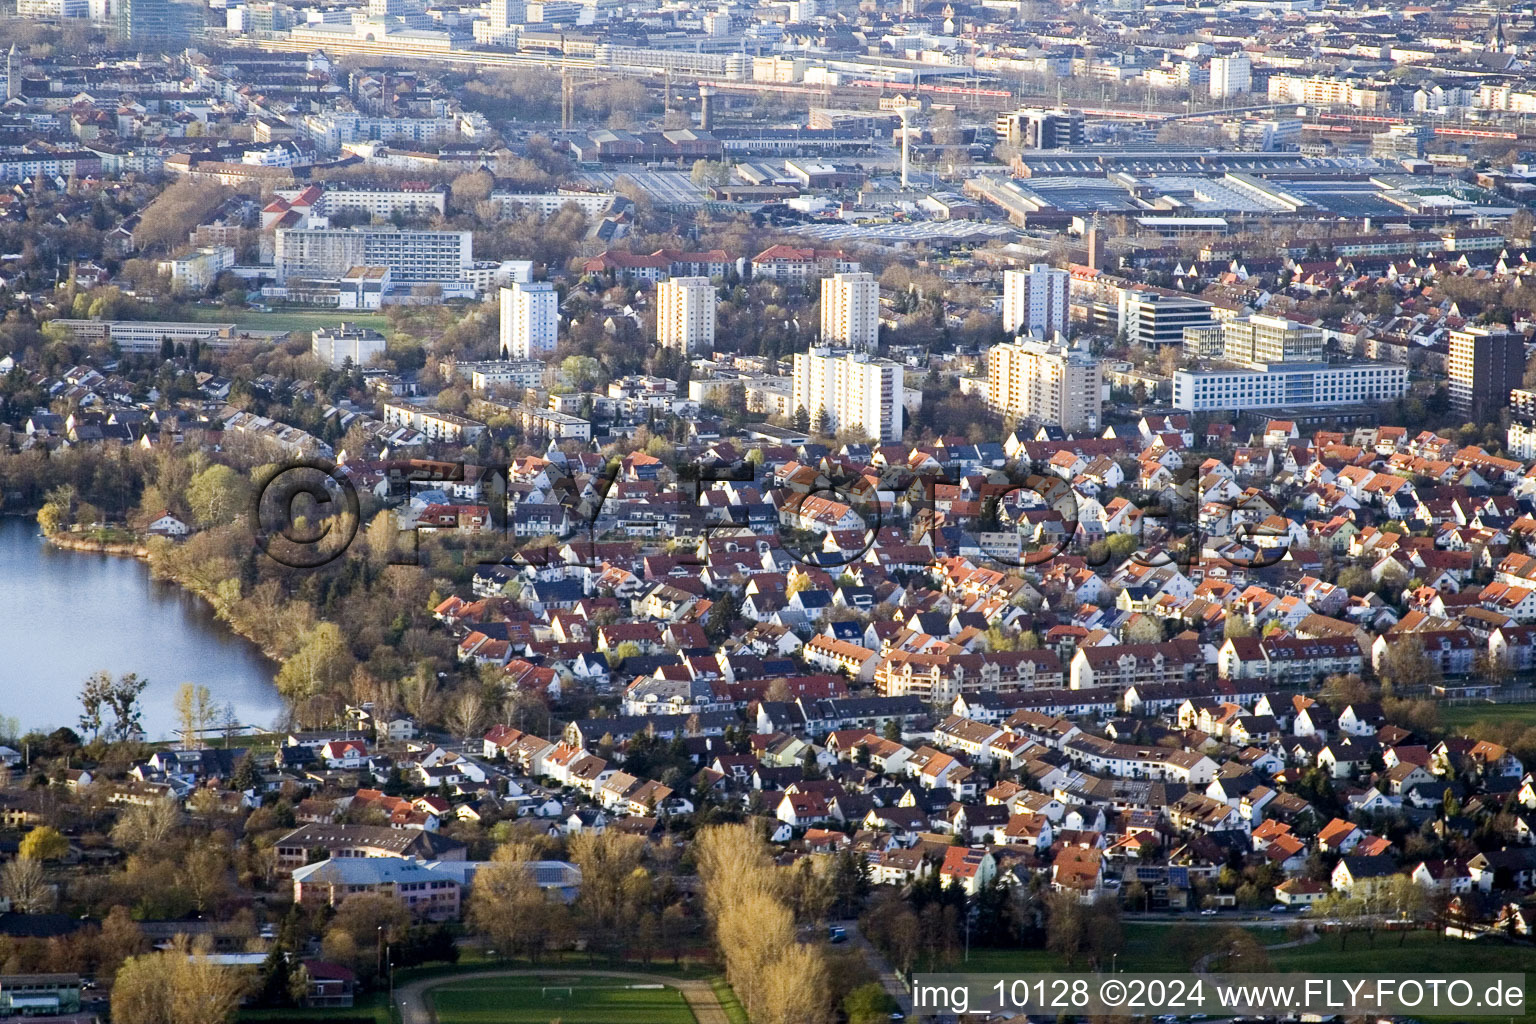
xmin=181 ymin=307 xmax=395 ymax=337
xmin=1439 ymin=701 xmax=1536 ymax=733
xmin=429 ymin=975 xmax=696 ymax=1024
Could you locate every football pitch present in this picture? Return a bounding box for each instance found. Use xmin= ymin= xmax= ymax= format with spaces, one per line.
xmin=429 ymin=975 xmax=697 ymax=1024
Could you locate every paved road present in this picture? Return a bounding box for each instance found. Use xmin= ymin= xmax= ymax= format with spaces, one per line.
xmin=1192 ymin=927 xmax=1320 ymax=972
xmin=394 ymin=968 xmax=729 ymax=1024
xmin=845 ymin=920 xmax=915 ymax=1019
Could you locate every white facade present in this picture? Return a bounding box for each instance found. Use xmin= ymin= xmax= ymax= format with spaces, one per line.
xmin=500 ymin=281 xmax=558 ymax=358
xmin=312 ymin=325 xmax=387 ymax=369
xmin=1210 ymin=55 xmax=1251 ymax=99
xmin=820 ymin=272 xmax=880 ymax=352
xmin=488 ymin=191 xmax=619 ymax=220
xmin=1173 ymin=363 xmax=1407 ymax=412
xmin=273 ymin=227 xmax=473 ymax=286
xmin=656 ymin=276 xmax=715 ymax=355
xmin=791 ymin=347 xmax=905 ymax=442
xmin=1509 ymin=421 xmax=1536 ymax=461
xmin=1002 ymin=264 xmax=1069 ymax=339
xmin=274 ymin=185 xmax=447 ymax=220
xmin=161 ymin=245 xmax=235 ymax=294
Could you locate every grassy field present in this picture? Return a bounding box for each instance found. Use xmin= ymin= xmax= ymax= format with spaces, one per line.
xmin=964 ymin=928 xmax=1536 ymax=1024
xmin=429 ymin=975 xmax=696 ymax=1024
xmin=1268 ymin=929 xmax=1534 ymax=973
xmin=240 ymin=992 xmax=388 ymax=1023
xmin=959 ymin=923 xmax=1295 ymax=974
xmin=711 ymin=977 xmax=748 ymax=1024
xmin=180 ymin=306 xmax=395 ymax=338
xmin=1439 ymin=701 xmax=1536 ymax=733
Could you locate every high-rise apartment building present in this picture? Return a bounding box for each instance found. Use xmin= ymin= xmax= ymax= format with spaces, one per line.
xmin=1449 ymin=326 xmax=1525 ymax=422
xmin=1216 ymin=314 xmax=1323 ymax=368
xmin=1002 ymin=264 xmax=1069 ymax=339
xmin=656 ymin=276 xmax=715 ymax=355
xmin=820 ymin=272 xmax=880 ymax=352
xmin=1209 ymin=55 xmax=1251 ymax=100
xmin=792 ymin=347 xmax=905 ymax=441
xmin=987 ymin=339 xmax=1101 ymax=432
xmin=500 ymin=281 xmax=559 ymax=359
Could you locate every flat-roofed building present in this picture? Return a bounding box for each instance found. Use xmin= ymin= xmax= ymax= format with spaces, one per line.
xmin=1002 ymin=263 xmax=1069 ymax=339
xmin=792 ymin=346 xmax=905 ymax=441
xmin=1173 ymin=362 xmax=1407 ymax=412
xmin=313 ymin=323 xmax=387 ymax=369
xmin=656 ymin=276 xmax=715 ymax=354
xmin=820 ymin=272 xmax=879 ymax=353
xmin=987 ymin=338 xmax=1101 ymax=432
xmin=500 ymin=281 xmax=559 ymax=359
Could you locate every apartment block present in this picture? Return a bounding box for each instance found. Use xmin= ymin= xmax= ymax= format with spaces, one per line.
xmin=1209 ymin=55 xmax=1251 ymax=99
xmin=656 ymin=276 xmax=716 ymax=354
xmin=382 ymin=401 xmax=486 ymax=443
xmin=820 ymin=272 xmax=880 ymax=352
xmin=792 ymin=346 xmax=905 ymax=442
xmin=1449 ymin=326 xmax=1525 ymax=423
xmin=312 ymin=323 xmax=387 ymax=369
xmin=987 ymin=338 xmax=1101 ymax=432
xmin=1002 ymin=263 xmax=1069 ymax=339
xmin=273 ymin=227 xmax=472 ymax=286
xmin=500 ymin=281 xmax=559 ymax=359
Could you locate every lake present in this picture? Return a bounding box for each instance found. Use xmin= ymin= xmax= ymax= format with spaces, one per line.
xmin=0 ymin=516 xmax=287 ymax=740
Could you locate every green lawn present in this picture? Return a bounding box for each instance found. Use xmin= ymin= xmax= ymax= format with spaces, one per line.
xmin=240 ymin=991 xmax=388 ymax=1023
xmin=1268 ymin=929 xmax=1534 ymax=973
xmin=711 ymin=978 xmax=749 ymax=1024
xmin=180 ymin=306 xmax=395 ymax=338
xmin=1440 ymin=701 xmax=1536 ymax=734
xmin=429 ymin=975 xmax=696 ymax=1024
xmin=960 ymin=923 xmax=1292 ymax=974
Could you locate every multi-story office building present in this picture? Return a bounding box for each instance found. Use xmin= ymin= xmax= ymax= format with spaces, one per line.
xmin=994 ymin=108 xmax=1085 ymax=149
xmin=312 ymin=324 xmax=387 ymax=370
xmin=1209 ymin=55 xmax=1251 ymax=99
xmin=1216 ymin=314 xmax=1324 ymax=368
xmin=656 ymin=276 xmax=716 ymax=355
xmin=499 ymin=281 xmax=559 ymax=359
xmin=1121 ymin=291 xmax=1216 ymax=349
xmin=986 ymin=339 xmax=1102 ymax=432
xmin=119 ymin=0 xmax=172 ymax=41
xmin=273 ymin=227 xmax=473 ymax=286
xmin=792 ymin=347 xmax=905 ymax=441
xmin=820 ymin=272 xmax=880 ymax=352
xmin=1002 ymin=264 xmax=1069 ymax=339
xmin=1172 ymin=363 xmax=1407 ymax=412
xmin=1449 ymin=326 xmax=1525 ymax=422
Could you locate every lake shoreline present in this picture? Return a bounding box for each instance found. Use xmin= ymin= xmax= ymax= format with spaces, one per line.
xmin=40 ymin=522 xmax=292 ymax=666
xmin=0 ymin=518 xmax=287 ymax=737
xmin=47 ymin=532 xmax=151 ymax=558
